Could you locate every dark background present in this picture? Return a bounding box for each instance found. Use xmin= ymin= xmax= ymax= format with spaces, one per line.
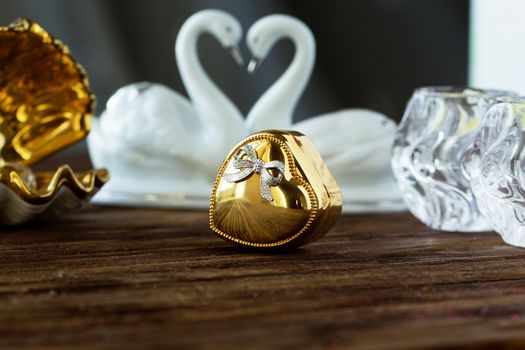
xmin=0 ymin=0 xmax=469 ymax=122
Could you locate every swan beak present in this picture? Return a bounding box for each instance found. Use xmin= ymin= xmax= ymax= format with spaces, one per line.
xmin=247 ymin=57 xmax=262 ymax=74
xmin=226 ymin=46 xmax=244 ymax=66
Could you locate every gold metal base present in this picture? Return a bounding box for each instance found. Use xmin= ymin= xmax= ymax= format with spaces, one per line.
xmin=210 ymin=130 xmax=342 ymax=249
xmin=1 ymin=164 xmax=109 ymax=204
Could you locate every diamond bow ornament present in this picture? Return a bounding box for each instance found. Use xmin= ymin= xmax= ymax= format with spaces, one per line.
xmin=223 ymin=144 xmax=285 ymax=202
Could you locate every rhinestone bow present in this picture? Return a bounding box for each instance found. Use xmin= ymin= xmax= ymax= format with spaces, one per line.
xmin=223 ymin=145 xmax=285 ymax=201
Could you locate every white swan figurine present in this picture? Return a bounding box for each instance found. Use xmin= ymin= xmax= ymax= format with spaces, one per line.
xmin=245 ymin=15 xmax=404 ymax=212
xmin=88 ymin=10 xmax=247 ymax=207
xmin=89 ymin=12 xmax=404 ymax=212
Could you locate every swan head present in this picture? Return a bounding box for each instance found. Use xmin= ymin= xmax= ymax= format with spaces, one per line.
xmin=198 ymin=10 xmax=244 ymax=65
xmin=246 ymin=14 xmax=314 ymax=73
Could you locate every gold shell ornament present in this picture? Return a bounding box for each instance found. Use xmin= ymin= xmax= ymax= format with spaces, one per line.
xmin=210 ymin=130 xmax=342 ymax=249
xmin=0 ymin=18 xmax=108 ymax=224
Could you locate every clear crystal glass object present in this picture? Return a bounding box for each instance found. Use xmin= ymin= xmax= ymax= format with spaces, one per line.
xmin=392 ymin=86 xmax=514 ymax=232
xmin=470 ymin=98 xmax=525 ymax=246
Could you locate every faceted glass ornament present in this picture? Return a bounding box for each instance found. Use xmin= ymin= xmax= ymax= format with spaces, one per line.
xmin=391 ymin=86 xmax=514 ymax=232
xmin=470 ymin=99 xmax=525 ymax=246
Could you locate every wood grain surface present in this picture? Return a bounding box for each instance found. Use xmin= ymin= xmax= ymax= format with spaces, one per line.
xmin=2 ymin=206 xmax=525 ymax=349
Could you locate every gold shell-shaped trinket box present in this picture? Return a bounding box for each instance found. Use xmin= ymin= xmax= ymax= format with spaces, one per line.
xmin=210 ymin=130 xmax=342 ymax=249
xmin=0 ymin=18 xmax=108 ymax=224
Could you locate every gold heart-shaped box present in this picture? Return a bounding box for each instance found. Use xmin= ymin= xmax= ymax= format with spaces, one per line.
xmin=210 ymin=130 xmax=342 ymax=249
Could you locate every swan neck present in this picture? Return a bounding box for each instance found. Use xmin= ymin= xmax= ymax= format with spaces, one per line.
xmin=176 ymin=17 xmax=243 ymax=134
xmin=246 ymin=27 xmax=315 ymax=131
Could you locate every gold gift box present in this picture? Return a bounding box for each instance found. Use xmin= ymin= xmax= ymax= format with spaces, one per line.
xmin=0 ymin=18 xmax=108 ymax=224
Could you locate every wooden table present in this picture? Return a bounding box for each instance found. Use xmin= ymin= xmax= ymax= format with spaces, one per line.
xmin=2 ymin=205 xmax=525 ymax=349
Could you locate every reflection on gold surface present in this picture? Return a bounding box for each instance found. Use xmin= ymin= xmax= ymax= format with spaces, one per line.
xmin=210 ymin=130 xmax=342 ymax=249
xmin=214 ymin=199 xmax=310 ymax=243
xmin=0 ymin=18 xmax=93 ymax=165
